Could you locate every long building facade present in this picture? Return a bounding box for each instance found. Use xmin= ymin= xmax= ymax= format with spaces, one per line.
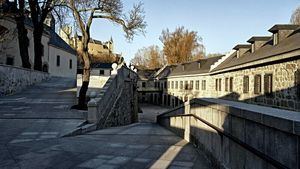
xmin=137 ymin=24 xmax=300 ymax=112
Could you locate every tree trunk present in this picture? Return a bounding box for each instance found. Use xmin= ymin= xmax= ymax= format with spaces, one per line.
xmin=15 ymin=15 xmax=31 ymax=69
xmin=33 ymin=28 xmax=43 ymax=71
xmin=77 ymin=50 xmax=90 ymax=109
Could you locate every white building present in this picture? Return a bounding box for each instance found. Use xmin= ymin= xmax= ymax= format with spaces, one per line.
xmin=0 ymin=17 xmax=77 ymax=79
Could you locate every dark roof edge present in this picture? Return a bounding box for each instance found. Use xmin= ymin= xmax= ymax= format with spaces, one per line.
xmin=247 ymin=36 xmax=272 ymax=43
xmin=268 ymin=24 xmax=300 ymax=33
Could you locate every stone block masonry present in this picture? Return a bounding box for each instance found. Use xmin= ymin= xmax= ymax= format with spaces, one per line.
xmin=158 ymin=98 xmax=300 ymax=169
xmin=0 ymin=64 xmax=49 ymax=96
xmin=88 ymin=65 xmax=139 ymax=128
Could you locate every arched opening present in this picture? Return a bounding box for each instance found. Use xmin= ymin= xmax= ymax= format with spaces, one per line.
xmin=42 ymin=64 xmax=48 ymax=73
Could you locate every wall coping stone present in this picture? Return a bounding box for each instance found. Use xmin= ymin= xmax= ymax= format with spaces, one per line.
xmin=194 ymin=98 xmax=300 ymax=135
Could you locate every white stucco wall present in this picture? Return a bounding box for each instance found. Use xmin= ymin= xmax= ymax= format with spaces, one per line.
xmin=0 ymin=18 xmax=77 ymax=79
xmin=48 ymin=45 xmax=77 ymax=78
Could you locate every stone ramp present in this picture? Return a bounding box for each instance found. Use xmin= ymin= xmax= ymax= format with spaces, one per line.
xmin=2 ymin=123 xmax=212 ymax=169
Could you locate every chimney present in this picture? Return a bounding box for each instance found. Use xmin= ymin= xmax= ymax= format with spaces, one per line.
xmin=233 ymin=44 xmax=251 ymax=58
xmin=247 ymin=36 xmax=271 ymax=53
xmin=268 ymin=24 xmax=299 ymax=45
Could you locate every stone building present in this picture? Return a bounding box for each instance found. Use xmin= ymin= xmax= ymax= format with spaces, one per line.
xmin=59 ymin=27 xmax=119 ymax=63
xmin=0 ymin=17 xmax=77 ymax=78
xmin=137 ymin=24 xmax=300 ymax=112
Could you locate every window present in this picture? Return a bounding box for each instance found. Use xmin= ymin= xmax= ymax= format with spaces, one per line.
xmin=264 ymin=74 xmax=273 ymax=97
xmin=56 ymin=55 xmax=60 ymax=66
xmin=142 ymin=82 xmax=146 ymax=88
xmin=100 ymin=70 xmax=105 ymax=75
xmin=167 ymin=81 xmax=170 ymax=89
xmin=202 ymin=80 xmax=206 ymax=90
xmin=164 ymin=81 xmax=167 ymax=89
xmin=6 ymin=57 xmax=14 ymax=65
xmin=295 ymin=70 xmax=300 ymax=99
xmin=175 ymin=81 xmax=178 ymax=89
xmin=154 ymin=82 xmax=157 ymax=88
xmin=190 ymin=81 xmax=194 ymax=90
xmin=171 ymin=81 xmax=174 ymax=89
xmin=254 ymin=75 xmax=262 ymax=94
xmin=196 ymin=80 xmax=200 ymax=90
xmin=69 ymin=59 xmax=72 ymax=69
xmin=243 ymin=76 xmax=249 ymax=93
xmin=185 ymin=81 xmax=189 ymax=90
xmin=215 ymin=79 xmax=218 ymax=91
xmin=229 ymin=77 xmax=233 ymax=92
xmin=225 ymin=78 xmax=229 ymax=92
xmin=180 ymin=81 xmax=183 ymax=89
xmin=218 ymin=79 xmax=222 ymax=91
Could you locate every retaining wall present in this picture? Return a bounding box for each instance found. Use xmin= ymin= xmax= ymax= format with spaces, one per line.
xmin=0 ymin=64 xmax=49 ymax=96
xmin=87 ymin=66 xmax=139 ymax=128
xmin=158 ymin=98 xmax=300 ymax=169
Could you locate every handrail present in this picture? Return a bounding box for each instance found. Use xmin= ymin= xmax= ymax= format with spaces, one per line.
xmin=158 ymin=113 xmax=289 ymax=169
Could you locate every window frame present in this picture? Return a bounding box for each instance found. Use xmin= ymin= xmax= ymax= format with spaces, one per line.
xmin=264 ymin=74 xmax=273 ymax=97
xmin=243 ymin=76 xmax=249 ymax=94
xmin=254 ymin=74 xmax=262 ymax=94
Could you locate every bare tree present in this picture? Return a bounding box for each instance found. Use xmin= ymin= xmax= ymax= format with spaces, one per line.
xmin=59 ymin=0 xmax=146 ymax=109
xmin=160 ymin=26 xmax=205 ymax=64
xmin=28 ymin=0 xmax=62 ymax=71
xmin=0 ymin=0 xmax=31 ymax=68
xmin=15 ymin=0 xmax=31 ymax=69
xmin=291 ymin=6 xmax=300 ymax=25
xmin=131 ymin=45 xmax=164 ymax=69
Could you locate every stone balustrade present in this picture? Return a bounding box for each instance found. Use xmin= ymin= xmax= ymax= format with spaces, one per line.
xmin=157 ymin=98 xmax=300 ymax=169
xmin=87 ymin=65 xmax=139 ymax=128
xmin=0 ymin=64 xmax=49 ymax=96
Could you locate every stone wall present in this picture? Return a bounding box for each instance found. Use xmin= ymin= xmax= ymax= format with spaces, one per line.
xmin=157 ymin=98 xmax=300 ymax=169
xmin=87 ymin=65 xmax=139 ymax=128
xmin=0 ymin=64 xmax=50 ymax=96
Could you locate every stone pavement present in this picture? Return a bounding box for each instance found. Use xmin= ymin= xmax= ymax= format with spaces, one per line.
xmin=0 ymin=78 xmax=211 ymax=169
xmin=0 ymin=77 xmax=85 ymax=145
xmin=138 ymin=104 xmax=170 ymax=123
xmin=1 ymin=123 xmax=211 ymax=169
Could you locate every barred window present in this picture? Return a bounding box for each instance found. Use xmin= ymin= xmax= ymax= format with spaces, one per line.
xmin=196 ymin=80 xmax=200 ymax=90
xmin=225 ymin=78 xmax=229 ymax=92
xmin=190 ymin=81 xmax=194 ymax=90
xmin=180 ymin=81 xmax=183 ymax=89
xmin=295 ymin=70 xmax=300 ymax=99
xmin=229 ymin=77 xmax=233 ymax=92
xmin=254 ymin=75 xmax=262 ymax=94
xmin=243 ymin=76 xmax=249 ymax=93
xmin=202 ymin=80 xmax=206 ymax=90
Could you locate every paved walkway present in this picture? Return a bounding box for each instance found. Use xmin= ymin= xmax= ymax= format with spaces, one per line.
xmin=0 ymin=79 xmax=211 ymax=169
xmin=0 ymin=77 xmax=85 ymax=145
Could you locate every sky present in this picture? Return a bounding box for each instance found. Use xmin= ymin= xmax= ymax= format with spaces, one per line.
xmin=90 ymin=0 xmax=300 ymax=63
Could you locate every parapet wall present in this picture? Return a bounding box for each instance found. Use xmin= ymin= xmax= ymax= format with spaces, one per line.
xmin=87 ymin=65 xmax=139 ymax=128
xmin=0 ymin=64 xmax=49 ymax=96
xmin=157 ymin=98 xmax=300 ymax=169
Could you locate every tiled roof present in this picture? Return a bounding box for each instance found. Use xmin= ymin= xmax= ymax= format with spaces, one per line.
xmin=212 ymin=27 xmax=300 ymax=72
xmin=169 ymin=56 xmax=223 ymax=76
xmin=90 ymin=63 xmax=113 ymax=69
xmin=48 ymin=29 xmax=77 ymax=55
xmin=137 ymin=69 xmax=157 ymax=80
